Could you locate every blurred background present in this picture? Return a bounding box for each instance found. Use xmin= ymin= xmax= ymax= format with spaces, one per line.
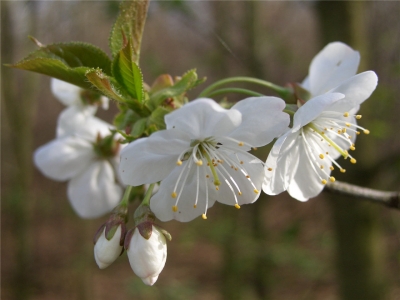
xmin=1 ymin=1 xmax=399 ymax=299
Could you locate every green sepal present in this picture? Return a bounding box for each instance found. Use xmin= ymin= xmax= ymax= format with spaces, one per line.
xmin=148 ymin=106 xmax=169 ymax=129
xmin=131 ymin=118 xmax=147 ymax=138
xmin=8 ymin=41 xmax=112 ymax=89
xmin=154 ymin=225 xmax=172 ymax=242
xmin=109 ymin=0 xmax=149 ymax=59
xmin=86 ymin=68 xmax=128 ymax=102
xmin=105 ymin=224 xmax=119 ymax=241
xmin=133 ymin=204 xmax=156 ymax=226
xmin=137 ymin=222 xmax=153 ymax=240
xmin=112 ymin=39 xmax=144 ymax=102
xmin=146 ymin=69 xmax=205 ymax=111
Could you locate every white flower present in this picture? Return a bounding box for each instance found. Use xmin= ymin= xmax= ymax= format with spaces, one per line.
xmin=120 ymin=98 xmax=289 ymax=222
xmin=127 ymin=226 xmax=167 ymax=286
xmin=263 ymin=42 xmax=378 ymax=201
xmin=94 ymin=225 xmax=123 ymax=269
xmin=34 ymin=115 xmax=123 ymax=218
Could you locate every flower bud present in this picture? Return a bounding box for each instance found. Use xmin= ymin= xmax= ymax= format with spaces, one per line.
xmin=94 ymin=225 xmax=124 ymax=269
xmin=125 ymin=225 xmax=167 ymax=286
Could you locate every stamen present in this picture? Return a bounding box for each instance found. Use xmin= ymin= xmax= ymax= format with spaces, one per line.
xmin=176 ymin=160 xmax=182 ymax=166
xmin=202 ymin=214 xmax=207 ymax=220
xmin=319 ymin=154 xmax=324 ymax=159
xmin=340 ymin=169 xmax=346 ymax=173
xmin=321 ymin=179 xmax=327 ymax=184
xmin=171 ymin=192 xmax=177 ymax=198
xmin=329 ymin=176 xmax=335 ymax=182
xmin=235 ymin=204 xmax=241 ymax=209
xmin=356 ymin=115 xmax=362 ymax=119
xmin=350 ymin=158 xmax=357 ymax=164
xmin=267 ymin=167 xmax=273 ymax=171
xmin=343 ymin=112 xmax=349 ymax=117
xmin=172 ymin=205 xmax=178 ymax=212
xmin=330 ymin=166 xmax=334 ymax=171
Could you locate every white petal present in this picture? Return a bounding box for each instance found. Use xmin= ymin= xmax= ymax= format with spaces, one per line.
xmin=67 ymin=160 xmax=122 ymax=219
xmin=326 ymin=71 xmax=378 ymax=113
xmin=51 ymin=78 xmax=82 ymax=106
xmin=263 ymin=130 xmax=300 ymax=195
xmin=214 ymin=151 xmax=264 ymax=206
xmin=229 ymin=97 xmax=290 ymax=147
xmin=127 ymin=227 xmax=167 ymax=286
xmin=165 ymin=98 xmax=241 ymax=140
xmin=150 ymin=164 xmax=217 ymax=222
xmin=34 ymin=136 xmax=94 ymax=181
xmin=57 ymin=110 xmax=113 ymax=139
xmin=286 ymin=132 xmax=332 ymax=201
xmin=309 ymin=42 xmax=360 ymax=96
xmin=293 ymin=93 xmax=345 ymax=129
xmin=119 ymin=131 xmax=188 ymax=186
xmin=94 ymin=226 xmax=123 ymax=269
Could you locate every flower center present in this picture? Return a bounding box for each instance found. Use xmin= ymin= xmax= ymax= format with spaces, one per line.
xmin=302 ymin=111 xmax=369 ymax=185
xmin=171 ymin=136 xmax=260 ymax=219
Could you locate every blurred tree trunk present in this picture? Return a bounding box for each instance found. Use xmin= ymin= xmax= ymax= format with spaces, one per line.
xmin=1 ymin=1 xmax=39 ymax=299
xmin=315 ymin=2 xmax=387 ymax=299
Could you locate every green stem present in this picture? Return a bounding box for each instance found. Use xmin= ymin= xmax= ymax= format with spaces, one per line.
xmin=120 ymin=185 xmax=133 ymax=207
xmin=142 ymin=183 xmax=156 ymax=206
xmin=207 ymin=88 xmax=264 ymax=98
xmin=198 ymin=76 xmax=292 ymax=99
xmin=283 ymin=108 xmax=295 ymax=116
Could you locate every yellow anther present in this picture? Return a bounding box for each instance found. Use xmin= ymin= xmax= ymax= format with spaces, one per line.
xmin=320 ymin=165 xmax=324 ymax=169
xmin=171 ymin=192 xmax=177 ymax=198
xmin=338 ymin=130 xmax=342 ymax=134
xmin=350 ymin=145 xmax=356 ymax=151
xmin=202 ymin=214 xmax=207 ymax=220
xmin=329 ymin=176 xmax=336 ymax=182
xmin=240 ymin=161 xmax=244 ymax=164
xmin=176 ymin=160 xmax=182 ymax=166
xmin=356 ymin=115 xmax=362 ymax=119
xmin=342 ymin=128 xmax=347 ymax=133
xmin=234 ymin=168 xmax=238 ymax=171
xmin=319 ymin=154 xmax=324 ymax=159
xmin=193 ymin=204 xmax=197 ymax=208
xmin=246 ymin=175 xmax=250 ymax=179
xmin=356 ymin=131 xmax=360 ymax=135
xmin=216 ymin=186 xmax=219 ymax=191
xmin=330 ymin=166 xmax=334 ymax=171
xmin=206 ymin=175 xmax=210 ymax=178
xmin=340 ymin=168 xmax=346 ymax=173
xmin=267 ymin=168 xmax=273 ymax=171
xmin=363 ymin=129 xmax=370 ymax=135
xmin=238 ymin=191 xmax=242 ymax=196
xmin=196 ymin=160 xmax=203 ymax=166
xmin=234 ymin=204 xmax=241 ymax=209
xmin=252 ymin=147 xmax=258 ymax=151
xmin=350 ymin=158 xmax=357 ymax=164
xmin=321 ymin=131 xmax=325 ymax=135
xmin=238 ymin=142 xmax=244 ymax=146
xmin=345 ymin=123 xmax=351 ymax=127
xmin=343 ymin=112 xmax=349 ymax=117
xmin=172 ymin=205 xmax=178 ymax=212
xmin=326 ymin=152 xmax=329 ymax=155
xmin=253 ymin=189 xmax=259 ymax=194
xmin=321 ymin=179 xmax=327 ymax=185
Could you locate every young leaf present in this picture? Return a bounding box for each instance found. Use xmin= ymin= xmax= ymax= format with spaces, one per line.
xmin=109 ymin=0 xmax=149 ymax=61
xmin=112 ymin=40 xmax=144 ymax=103
xmin=86 ymin=68 xmax=126 ymax=102
xmin=8 ymin=41 xmax=112 ymax=89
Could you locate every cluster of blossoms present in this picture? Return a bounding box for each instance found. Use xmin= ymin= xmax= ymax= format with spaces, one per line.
xmin=33 ymin=42 xmax=377 ymax=285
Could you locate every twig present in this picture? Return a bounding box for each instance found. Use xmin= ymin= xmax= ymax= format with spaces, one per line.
xmin=325 ymin=181 xmax=400 ymax=210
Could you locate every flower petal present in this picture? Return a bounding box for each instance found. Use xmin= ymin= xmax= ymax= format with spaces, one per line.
xmin=150 ymin=164 xmax=217 ymax=222
xmin=308 ymin=42 xmax=360 ymax=96
xmin=165 ymin=98 xmax=241 ymax=140
xmin=293 ymin=93 xmax=345 ymax=129
xmin=67 ymin=160 xmax=122 ymax=219
xmin=263 ymin=130 xmax=300 ymax=195
xmin=51 ymin=78 xmax=82 ymax=106
xmin=57 ymin=111 xmax=113 ymax=139
xmin=229 ymin=97 xmax=290 ymax=147
xmin=326 ymin=71 xmax=378 ymax=113
xmin=286 ymin=132 xmax=332 ymax=201
xmin=119 ymin=130 xmax=190 ymax=186
xmin=34 ymin=136 xmax=94 ymax=181
xmin=94 ymin=226 xmax=123 ymax=269
xmin=214 ymin=151 xmax=264 ymax=206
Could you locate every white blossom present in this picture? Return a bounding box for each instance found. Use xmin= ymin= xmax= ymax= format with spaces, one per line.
xmin=94 ymin=225 xmax=123 ymax=269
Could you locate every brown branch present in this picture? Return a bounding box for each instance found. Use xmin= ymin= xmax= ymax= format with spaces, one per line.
xmin=325 ymin=181 xmax=400 ymax=210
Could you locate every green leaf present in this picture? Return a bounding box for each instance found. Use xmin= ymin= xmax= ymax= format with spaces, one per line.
xmin=109 ymin=0 xmax=149 ymax=60
xmin=86 ymin=68 xmax=127 ymax=102
xmin=147 ymin=69 xmax=203 ymax=110
xmin=112 ymin=40 xmax=144 ymax=102
xmin=8 ymin=41 xmax=112 ymax=89
xmin=149 ymin=106 xmax=169 ymax=129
